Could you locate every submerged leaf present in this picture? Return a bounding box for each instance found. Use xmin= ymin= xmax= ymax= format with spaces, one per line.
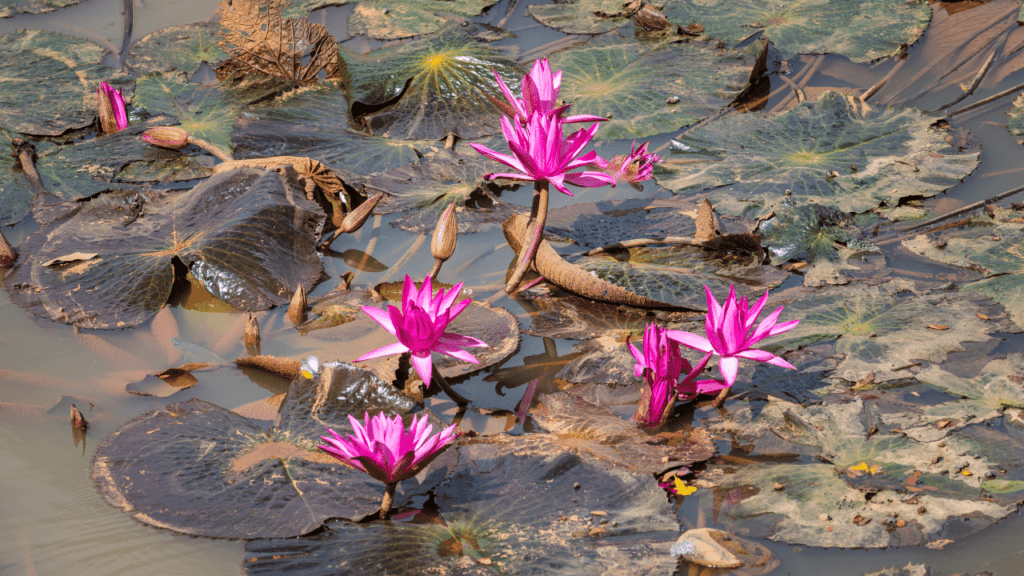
xmin=528 ymin=0 xmax=634 ymax=34
xmin=6 ymin=168 xmax=325 ymax=329
xmin=342 ymin=26 xmax=524 ymax=140
xmin=93 ymin=363 xmax=428 ymax=538
xmin=126 ymin=23 xmax=228 ymax=75
xmin=544 ymin=197 xmax=699 ymax=250
xmin=661 ymin=0 xmax=931 ymax=62
xmin=657 ymin=92 xmax=980 ymax=218
xmin=0 ymin=0 xmax=77 ymax=18
xmin=547 ymin=31 xmax=752 ymax=139
xmin=348 ymin=0 xmax=499 ymax=40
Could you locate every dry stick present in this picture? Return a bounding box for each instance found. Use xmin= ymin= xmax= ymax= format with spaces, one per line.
xmin=906 ymin=19 xmax=1017 ymax=104
xmin=581 ymin=236 xmax=704 ymax=256
xmin=860 ymin=58 xmax=907 ymax=102
xmin=874 ymin=182 xmax=1024 ymax=247
xmin=379 ymin=234 xmax=427 ymax=285
xmin=774 ymin=55 xmax=824 ymax=112
xmin=948 ymin=79 xmax=1024 ymax=117
xmin=496 ymin=0 xmax=520 ymax=28
xmin=932 ymin=40 xmax=1002 ymax=113
xmin=775 ymin=73 xmax=806 ymax=104
xmin=505 ymin=181 xmax=549 ymax=293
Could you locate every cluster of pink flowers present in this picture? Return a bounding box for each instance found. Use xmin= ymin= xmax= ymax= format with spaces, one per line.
xmin=631 ymin=285 xmax=798 ymax=430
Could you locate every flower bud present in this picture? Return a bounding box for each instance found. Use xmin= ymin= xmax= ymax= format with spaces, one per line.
xmin=97 ymin=81 xmax=128 ymax=133
xmin=287 ymin=285 xmax=307 ymax=325
xmin=141 ymin=126 xmax=191 ymax=150
xmin=431 ymin=202 xmax=458 ymax=262
xmin=340 ymin=192 xmax=384 ymax=234
xmin=243 ymin=313 xmax=260 ymax=356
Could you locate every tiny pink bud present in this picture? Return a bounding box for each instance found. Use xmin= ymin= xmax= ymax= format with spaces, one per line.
xmin=141 ymin=126 xmax=191 ymax=150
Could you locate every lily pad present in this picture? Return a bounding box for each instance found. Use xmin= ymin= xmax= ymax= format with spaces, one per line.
xmin=232 ymin=83 xmax=426 ymax=178
xmin=244 ymin=441 xmax=679 ymax=575
xmin=92 ymin=362 xmax=433 ymax=538
xmin=544 ymin=197 xmax=700 ymax=250
xmin=342 ymin=26 xmax=524 ymax=140
xmin=0 ymin=30 xmax=123 ymax=135
xmin=656 ymin=92 xmax=980 ymax=219
xmin=6 ymin=168 xmax=325 ymax=329
xmin=771 ymin=281 xmax=1009 ymax=383
xmin=347 ymin=0 xmax=500 ymax=40
xmin=660 ymin=0 xmax=931 ymax=62
xmin=527 ymin=0 xmax=633 ymax=34
xmin=126 ymin=23 xmax=228 ymax=75
xmin=0 ymin=0 xmax=77 ymax=18
xmin=902 ymin=211 xmax=1024 ymax=327
xmin=547 ymin=32 xmax=752 ymax=139
xmin=133 ymin=72 xmax=242 ymax=154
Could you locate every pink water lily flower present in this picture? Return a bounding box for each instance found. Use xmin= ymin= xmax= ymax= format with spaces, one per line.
xmin=470 ymin=114 xmax=615 ymax=196
xmin=629 ymin=322 xmax=718 ymax=430
xmin=491 ymin=58 xmax=606 ymax=125
xmin=96 ymin=81 xmax=128 ymax=132
xmin=355 ymin=275 xmax=488 ymax=388
xmin=608 ymin=141 xmax=661 ymax=183
xmin=668 ymin=285 xmax=799 ymax=387
xmin=319 ymin=412 xmax=458 ymax=485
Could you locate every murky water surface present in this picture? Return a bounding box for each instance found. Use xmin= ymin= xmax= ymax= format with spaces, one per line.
xmin=3 ymin=0 xmax=1024 ymax=574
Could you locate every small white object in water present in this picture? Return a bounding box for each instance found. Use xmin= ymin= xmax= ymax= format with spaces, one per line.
xmin=301 ymin=355 xmax=320 ymax=379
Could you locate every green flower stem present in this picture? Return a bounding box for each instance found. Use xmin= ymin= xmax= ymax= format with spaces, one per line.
xmin=380 ymin=482 xmax=396 ymax=518
xmin=187 ymin=136 xmax=234 ymax=163
xmin=505 ymin=181 xmax=548 ymax=293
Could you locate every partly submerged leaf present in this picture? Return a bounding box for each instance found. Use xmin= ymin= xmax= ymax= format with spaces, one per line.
xmin=544 ymin=197 xmax=699 ymax=250
xmin=548 ymin=31 xmax=751 ymax=139
xmin=771 ymin=281 xmax=1008 ymax=383
xmin=342 ymin=26 xmax=524 ymax=140
xmin=217 ymin=0 xmax=342 ymax=84
xmin=93 ymin=362 xmax=427 ymax=538
xmin=0 ymin=0 xmax=77 ymax=18
xmin=6 ymin=168 xmax=325 ymax=329
xmin=528 ymin=0 xmax=634 ymax=34
xmin=0 ymin=30 xmax=123 ymax=135
xmin=244 ymin=442 xmax=678 ymax=575
xmin=134 ymin=72 xmax=241 ymax=154
xmin=347 ymin=0 xmax=500 ymax=40
xmin=126 ymin=23 xmax=228 ymax=75
xmin=661 ymin=0 xmax=931 ymax=62
xmin=232 ymin=83 xmax=426 ymax=178
xmin=656 ymin=92 xmax=980 ymax=218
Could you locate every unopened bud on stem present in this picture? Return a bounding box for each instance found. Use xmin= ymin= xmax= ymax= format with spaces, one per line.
xmin=340 ymin=193 xmax=384 ymax=234
xmin=243 ymin=313 xmax=261 ymax=356
xmin=287 ymin=285 xmax=307 ymax=325
xmin=141 ymin=126 xmax=191 ymax=150
xmin=429 ymin=202 xmax=458 ymax=278
xmin=97 ymin=82 xmax=127 ymax=133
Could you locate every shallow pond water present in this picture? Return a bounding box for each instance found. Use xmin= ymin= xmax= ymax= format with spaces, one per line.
xmin=3 ymin=0 xmax=1024 ymax=574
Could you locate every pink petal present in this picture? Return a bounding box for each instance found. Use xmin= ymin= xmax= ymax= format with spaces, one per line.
xmin=361 ymin=305 xmax=397 ymax=335
xmin=666 ymin=330 xmax=713 ymax=353
xmin=355 ymin=341 xmax=410 ymax=362
xmin=434 ymin=346 xmax=479 ymax=364
xmin=410 ymin=351 xmax=434 ymax=388
xmin=438 ymin=332 xmax=488 ymax=348
xmin=767 ymin=318 xmax=799 ymax=338
xmin=469 ymin=143 xmax=528 ymax=175
xmin=719 ymin=356 xmax=739 ymax=387
xmin=563 ymin=171 xmax=616 ymax=188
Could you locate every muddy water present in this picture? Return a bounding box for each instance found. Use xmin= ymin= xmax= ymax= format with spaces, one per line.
xmin=2 ymin=0 xmax=1024 ymax=574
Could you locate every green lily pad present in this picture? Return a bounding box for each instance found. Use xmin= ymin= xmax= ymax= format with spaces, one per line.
xmin=771 ymin=281 xmax=1008 ymax=383
xmin=902 ymin=210 xmax=1024 ymax=327
xmin=126 ymin=23 xmax=228 ymax=75
xmin=342 ymin=26 xmax=524 ymax=140
xmin=547 ymin=32 xmax=751 ymax=140
xmin=544 ymin=197 xmax=699 ymax=250
xmin=6 ymin=168 xmax=325 ymax=329
xmin=0 ymin=30 xmax=123 ymax=135
xmin=232 ymin=83 xmax=426 ymax=178
xmin=0 ymin=0 xmax=77 ymax=18
xmin=133 ymin=72 xmax=241 ymax=154
xmin=347 ymin=0 xmax=500 ymax=40
xmin=981 ymin=479 xmax=1024 ymax=494
xmin=92 ymin=362 xmax=436 ymax=538
xmin=660 ymin=0 xmax=931 ymax=63
xmin=656 ymin=92 xmax=980 ymax=219
xmin=244 ymin=440 xmax=679 ymax=575
xmin=527 ymin=0 xmax=633 ymax=34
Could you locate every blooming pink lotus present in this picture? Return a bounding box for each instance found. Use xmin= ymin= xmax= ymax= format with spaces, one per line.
xmin=320 ymin=411 xmax=458 ymax=517
xmin=491 ymin=58 xmax=606 ymax=125
xmin=97 ymin=81 xmax=127 ymax=132
xmin=469 ymin=114 xmax=615 ymax=196
xmin=668 ymin=285 xmax=799 ymax=388
xmin=608 ymin=141 xmax=661 ymax=184
xmin=355 ymin=275 xmax=487 ymax=388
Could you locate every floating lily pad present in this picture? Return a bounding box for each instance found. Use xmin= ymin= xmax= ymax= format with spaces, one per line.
xmin=134 ymin=73 xmax=241 ymax=154
xmin=93 ymin=362 xmax=433 ymax=538
xmin=657 ymin=92 xmax=980 ymax=219
xmin=545 ymin=197 xmax=699 ymax=250
xmin=233 ymin=83 xmax=426 ymax=178
xmin=244 ymin=440 xmax=678 ymax=575
xmin=347 ymin=0 xmax=500 ymax=40
xmin=660 ymin=0 xmax=931 ymax=62
xmin=528 ymin=0 xmax=633 ymax=34
xmin=0 ymin=0 xmax=77 ymax=18
xmin=0 ymin=30 xmax=123 ymax=135
xmin=367 ymin=149 xmax=524 ymax=234
xmin=547 ymin=32 xmax=751 ymax=140
xmin=771 ymin=281 xmax=1008 ymax=383
xmin=342 ymin=26 xmax=524 ymax=140
xmin=126 ymin=23 xmax=228 ymax=75
xmin=903 ymin=211 xmax=1024 ymax=327
xmin=6 ymin=168 xmax=325 ymax=329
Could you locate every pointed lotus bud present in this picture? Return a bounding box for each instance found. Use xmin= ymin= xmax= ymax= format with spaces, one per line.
xmin=287 ymin=285 xmax=307 ymax=325
xmin=0 ymin=229 xmax=14 ymax=267
xmin=431 ymin=202 xmax=458 ymax=262
xmin=340 ymin=192 xmax=384 ymax=234
xmin=142 ymin=126 xmax=191 ymax=150
xmin=70 ymin=404 xmax=88 ymax=430
xmin=243 ymin=314 xmax=261 ymax=356
xmin=97 ymin=81 xmax=128 ymax=133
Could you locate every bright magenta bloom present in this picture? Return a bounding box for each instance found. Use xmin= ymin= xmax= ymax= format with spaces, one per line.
xmin=492 ymin=58 xmax=606 ymax=125
xmin=97 ymin=81 xmax=127 ymax=131
xmin=668 ymin=285 xmax=799 ymax=387
xmin=319 ymin=412 xmax=458 ymax=484
xmin=470 ymin=114 xmax=615 ymax=196
xmin=630 ymin=322 xmax=719 ymax=429
xmin=355 ymin=275 xmax=487 ymax=388
xmin=609 ymin=141 xmax=661 ymax=183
